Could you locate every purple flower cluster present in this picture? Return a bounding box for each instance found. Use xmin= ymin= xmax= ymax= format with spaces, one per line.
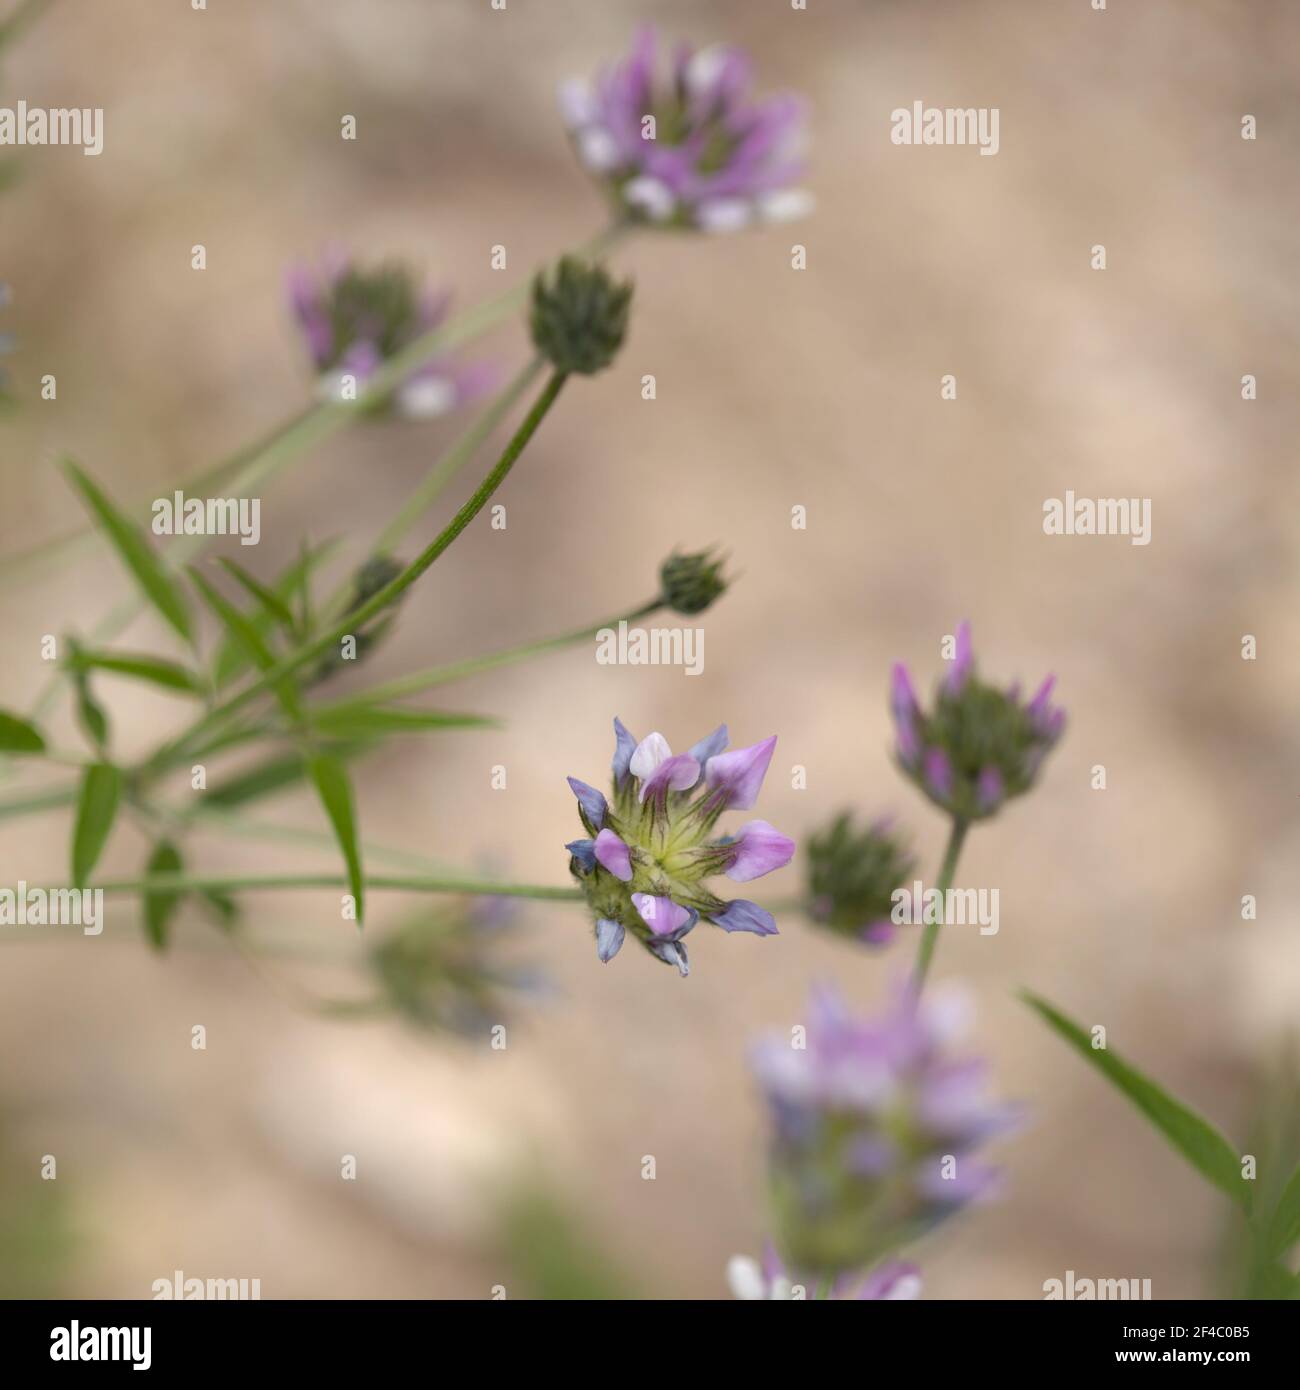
xmin=566 ymin=719 xmax=794 ymax=976
xmin=559 ymin=26 xmax=811 ymax=233
xmin=891 ymin=621 xmax=1065 ymax=821
xmin=286 ymin=251 xmax=495 ymax=418
xmin=728 ymin=1246 xmax=921 ymax=1301
xmin=754 ymin=982 xmax=1020 ymax=1274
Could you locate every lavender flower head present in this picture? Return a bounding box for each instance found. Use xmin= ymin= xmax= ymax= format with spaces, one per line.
xmin=559 ymin=26 xmax=811 ymax=233
xmin=806 ymin=812 xmax=915 ymax=948
xmin=890 ymin=621 xmax=1066 ymax=822
xmin=286 ymin=251 xmax=495 ymax=418
xmin=566 ymin=719 xmax=794 ymax=976
xmin=754 ymin=981 xmax=1020 ymax=1274
xmin=728 ymin=1246 xmax=921 ymax=1301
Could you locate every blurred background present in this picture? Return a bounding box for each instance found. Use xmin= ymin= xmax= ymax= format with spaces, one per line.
xmin=1 ymin=0 xmax=1298 ymax=1299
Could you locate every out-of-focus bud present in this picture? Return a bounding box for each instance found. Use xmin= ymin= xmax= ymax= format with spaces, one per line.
xmin=660 ymin=548 xmax=729 ymax=616
xmin=529 ymin=257 xmax=632 ymax=376
xmin=805 ymin=812 xmax=914 ymax=948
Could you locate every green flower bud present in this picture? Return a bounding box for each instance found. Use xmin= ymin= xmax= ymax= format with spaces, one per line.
xmin=310 ymin=555 xmax=406 ymax=684
xmin=660 ymin=548 xmax=729 ymax=615
xmin=805 ymin=812 xmax=914 ymax=947
xmin=529 ymin=257 xmax=633 ymax=375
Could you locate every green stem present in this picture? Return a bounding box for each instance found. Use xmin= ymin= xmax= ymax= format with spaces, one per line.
xmin=13 ymin=221 xmax=630 ymax=724
xmin=371 ymin=356 xmax=545 ymax=559
xmin=316 ymin=597 xmax=666 ymax=710
xmin=910 ymin=817 xmax=969 ymax=993
xmin=0 ymin=784 xmax=76 ymax=821
xmin=142 ymin=370 xmax=569 ymax=774
xmin=38 ymin=872 xmax=583 ymax=901
xmin=0 ymin=0 xmax=53 ymax=50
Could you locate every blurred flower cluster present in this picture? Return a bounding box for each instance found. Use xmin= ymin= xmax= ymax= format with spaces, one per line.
xmin=752 ymin=982 xmax=1020 ymax=1279
xmin=890 ymin=621 xmax=1065 ymax=823
xmin=559 ymin=25 xmax=811 ymax=233
xmin=287 ymin=251 xmax=495 ymax=418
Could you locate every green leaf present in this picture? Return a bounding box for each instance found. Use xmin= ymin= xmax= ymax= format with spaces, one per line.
xmin=310 ymin=706 xmax=496 ymax=738
xmin=62 ymin=459 xmax=193 ymax=644
xmin=212 ymin=540 xmax=338 ymax=689
xmin=1022 ymin=990 xmax=1251 ymax=1211
xmin=205 ymin=742 xmax=371 ymax=809
xmin=65 ymin=637 xmax=109 ymax=753
xmin=71 ymin=763 xmax=121 ymax=886
xmin=306 ymin=752 xmax=364 ymax=925
xmin=1268 ymin=1162 xmax=1300 ymax=1257
xmin=74 ymin=650 xmax=205 ymax=696
xmin=217 ymin=557 xmax=297 ymax=633
xmin=188 ymin=566 xmax=303 ymax=722
xmin=143 ymin=841 xmax=184 ymax=951
xmin=0 ymin=709 xmax=46 ymax=754
xmin=197 ymin=886 xmax=240 ymax=931
xmin=1246 ymin=1259 xmax=1300 ymax=1300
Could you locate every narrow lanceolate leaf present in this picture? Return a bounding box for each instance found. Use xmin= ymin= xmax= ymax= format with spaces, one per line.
xmin=143 ymin=840 xmax=184 ymax=951
xmin=1022 ymin=991 xmax=1251 ymax=1212
xmin=75 ymin=650 xmax=205 ymax=696
xmin=0 ymin=709 xmax=46 ymax=754
xmin=310 ymin=705 xmax=496 ymax=738
xmin=188 ymin=566 xmax=303 ymax=722
xmin=205 ymin=741 xmax=373 ymax=808
xmin=71 ymin=762 xmax=121 ymax=886
xmin=212 ymin=539 xmax=339 ymax=689
xmin=62 ymin=459 xmax=193 ymax=644
xmin=66 ymin=637 xmax=109 ymax=753
xmin=1267 ymin=1162 xmax=1300 ymax=1257
xmin=217 ymin=558 xmax=297 ymax=633
xmin=306 ymin=752 xmax=364 ymax=925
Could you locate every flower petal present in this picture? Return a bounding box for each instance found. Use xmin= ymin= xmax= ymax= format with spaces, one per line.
xmin=639 ymin=752 xmax=700 ymax=804
xmin=631 ymin=893 xmax=694 ymax=938
xmin=565 ymin=838 xmax=597 ymax=873
xmin=648 ymin=938 xmax=690 ymax=976
xmin=713 ymin=899 xmax=779 ymax=936
xmin=705 ymin=735 xmax=777 ymax=810
xmin=595 ymin=917 xmax=625 ymax=963
xmin=924 ymin=747 xmax=953 ymax=799
xmin=726 ymin=1255 xmax=767 ymax=1301
xmin=629 ymin=731 xmax=672 ymax=781
xmin=856 ymin=1261 xmax=922 ymax=1301
xmin=688 ymin=723 xmax=729 ymax=767
xmin=612 ymin=717 xmax=638 ymax=786
xmin=945 ymin=620 xmax=973 ymax=695
xmin=593 ymin=828 xmax=633 ymax=882
xmin=566 ymin=776 xmax=607 ymax=830
xmin=725 ymin=819 xmax=796 ymax=882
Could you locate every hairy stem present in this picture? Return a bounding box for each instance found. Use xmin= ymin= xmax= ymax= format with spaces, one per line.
xmin=371 ymin=356 xmax=545 ymax=559
xmin=49 ymin=872 xmax=583 ymax=901
xmin=143 ymin=370 xmax=569 ymax=774
xmin=315 ymin=597 xmax=666 ymax=710
xmin=910 ymin=816 xmax=969 ymax=993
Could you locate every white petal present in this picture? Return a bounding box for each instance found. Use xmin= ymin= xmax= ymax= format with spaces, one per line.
xmin=726 ymin=1255 xmax=767 ymax=1301
xmin=557 ymin=78 xmax=595 ymax=128
xmin=758 ymin=188 xmax=815 ymax=224
xmin=883 ymin=1272 xmax=923 ymax=1301
xmin=623 ymin=176 xmax=676 ymax=222
xmin=397 ymin=377 xmax=457 ymax=419
xmin=695 ymin=198 xmax=752 ymax=234
xmin=920 ymin=982 xmax=974 ymax=1046
xmin=629 ymin=731 xmax=672 ymax=780
xmin=684 ymin=45 xmax=728 ymax=95
xmin=770 ymin=1277 xmax=796 ymax=1300
xmin=578 ymin=127 xmax=620 ymax=173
